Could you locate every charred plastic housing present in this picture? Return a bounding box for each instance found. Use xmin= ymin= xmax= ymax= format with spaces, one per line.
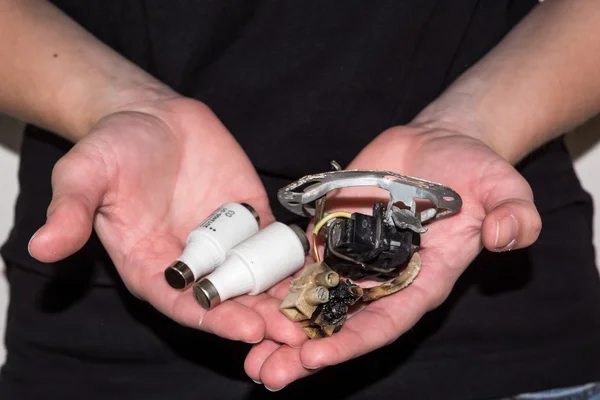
xmin=278 ymin=167 xmax=462 ymax=339
xmin=280 ymin=261 xmax=364 ymax=339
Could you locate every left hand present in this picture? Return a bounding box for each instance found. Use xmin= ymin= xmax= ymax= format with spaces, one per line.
xmin=243 ymin=123 xmax=542 ymax=390
xmin=28 ymin=97 xmax=306 ymax=346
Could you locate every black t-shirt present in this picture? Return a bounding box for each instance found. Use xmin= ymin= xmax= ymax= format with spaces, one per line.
xmin=2 ymin=1 xmax=600 ymax=399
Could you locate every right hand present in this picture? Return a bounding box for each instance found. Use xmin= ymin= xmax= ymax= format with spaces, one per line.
xmin=28 ymin=96 xmax=307 ymax=346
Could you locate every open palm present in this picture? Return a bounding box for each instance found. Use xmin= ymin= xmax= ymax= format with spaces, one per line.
xmin=28 ymin=97 xmax=306 ymax=346
xmin=245 ymin=125 xmax=542 ymax=390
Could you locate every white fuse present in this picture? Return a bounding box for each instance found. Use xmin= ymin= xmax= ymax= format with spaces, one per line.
xmin=193 ymin=222 xmax=309 ymax=309
xmin=164 ymin=202 xmax=260 ymax=290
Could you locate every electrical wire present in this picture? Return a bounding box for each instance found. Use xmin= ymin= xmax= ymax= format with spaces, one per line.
xmin=311 ymin=211 xmax=352 ymax=262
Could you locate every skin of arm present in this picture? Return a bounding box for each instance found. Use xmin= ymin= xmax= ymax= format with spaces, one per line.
xmin=413 ymin=0 xmax=600 ymax=164
xmin=1 ymin=0 xmax=596 ymax=160
xmin=0 ymin=0 xmax=174 ymax=142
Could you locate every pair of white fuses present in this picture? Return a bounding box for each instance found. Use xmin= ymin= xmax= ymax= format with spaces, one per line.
xmin=164 ymin=203 xmax=309 ymax=309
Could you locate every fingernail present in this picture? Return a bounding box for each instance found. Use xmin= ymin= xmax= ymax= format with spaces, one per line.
xmin=252 ymin=379 xmax=262 ymax=385
xmin=301 ymin=361 xmax=322 ymax=370
xmin=265 ymin=385 xmax=285 ymax=392
xmin=27 ymin=229 xmax=41 ymax=256
xmin=197 ymin=315 xmax=213 ymax=334
xmin=494 ymin=216 xmax=518 ymax=250
xmin=245 ymin=336 xmax=264 ymax=344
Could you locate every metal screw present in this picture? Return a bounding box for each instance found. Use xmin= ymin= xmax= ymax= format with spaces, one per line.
xmin=306 ymin=286 xmax=330 ymax=305
xmin=317 ymin=287 xmax=327 ymax=300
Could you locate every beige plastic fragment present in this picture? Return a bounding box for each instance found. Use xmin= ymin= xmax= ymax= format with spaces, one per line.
xmin=280 ymin=262 xmax=339 ymax=321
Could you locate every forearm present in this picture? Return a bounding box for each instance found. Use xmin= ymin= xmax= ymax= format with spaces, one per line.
xmin=0 ymin=0 xmax=174 ymax=141
xmin=414 ymin=0 xmax=600 ymax=163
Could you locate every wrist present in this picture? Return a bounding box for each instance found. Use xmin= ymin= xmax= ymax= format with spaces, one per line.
xmin=410 ymin=80 xmax=522 ymax=164
xmin=75 ymin=73 xmax=179 ymax=142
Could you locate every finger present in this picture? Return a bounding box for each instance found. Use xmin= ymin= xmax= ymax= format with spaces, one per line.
xmin=259 ymin=345 xmax=318 ymax=392
xmin=117 ymin=231 xmax=268 ymax=343
xmin=199 ymin=299 xmax=265 ymax=343
xmin=480 ymin=174 xmax=542 ymax=252
xmin=298 ymin=302 xmax=415 ymax=370
xmin=29 ymin=150 xmax=108 ymax=262
xmin=266 ymin=276 xmax=294 ymax=299
xmin=128 ymin=268 xmax=266 ymax=344
xmin=244 ymin=340 xmax=280 ymax=383
xmin=235 ymin=294 xmax=308 ymax=348
xmin=299 ymin=256 xmax=454 ymax=369
xmin=96 ymin=207 xmax=278 ymax=344
xmin=299 ymin=306 xmax=398 ymax=370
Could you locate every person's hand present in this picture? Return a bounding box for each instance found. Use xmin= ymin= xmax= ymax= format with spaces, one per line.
xmin=27 ymin=96 xmax=307 ymax=346
xmin=244 ymin=123 xmax=542 ymax=390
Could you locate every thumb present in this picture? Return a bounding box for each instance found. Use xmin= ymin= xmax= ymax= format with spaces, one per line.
xmin=480 ymin=172 xmax=542 ymax=252
xmin=28 ymin=150 xmax=109 ymax=262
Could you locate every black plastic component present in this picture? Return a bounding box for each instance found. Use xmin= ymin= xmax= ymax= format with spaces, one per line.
xmin=307 ymin=279 xmax=363 ymax=337
xmin=318 ymin=280 xmax=360 ymax=327
xmin=324 ymin=203 xmax=417 ymax=280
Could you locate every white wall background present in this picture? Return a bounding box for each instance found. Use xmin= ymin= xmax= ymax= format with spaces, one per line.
xmin=0 ymin=115 xmax=22 ymax=365
xmin=0 ymin=114 xmax=599 ymax=366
